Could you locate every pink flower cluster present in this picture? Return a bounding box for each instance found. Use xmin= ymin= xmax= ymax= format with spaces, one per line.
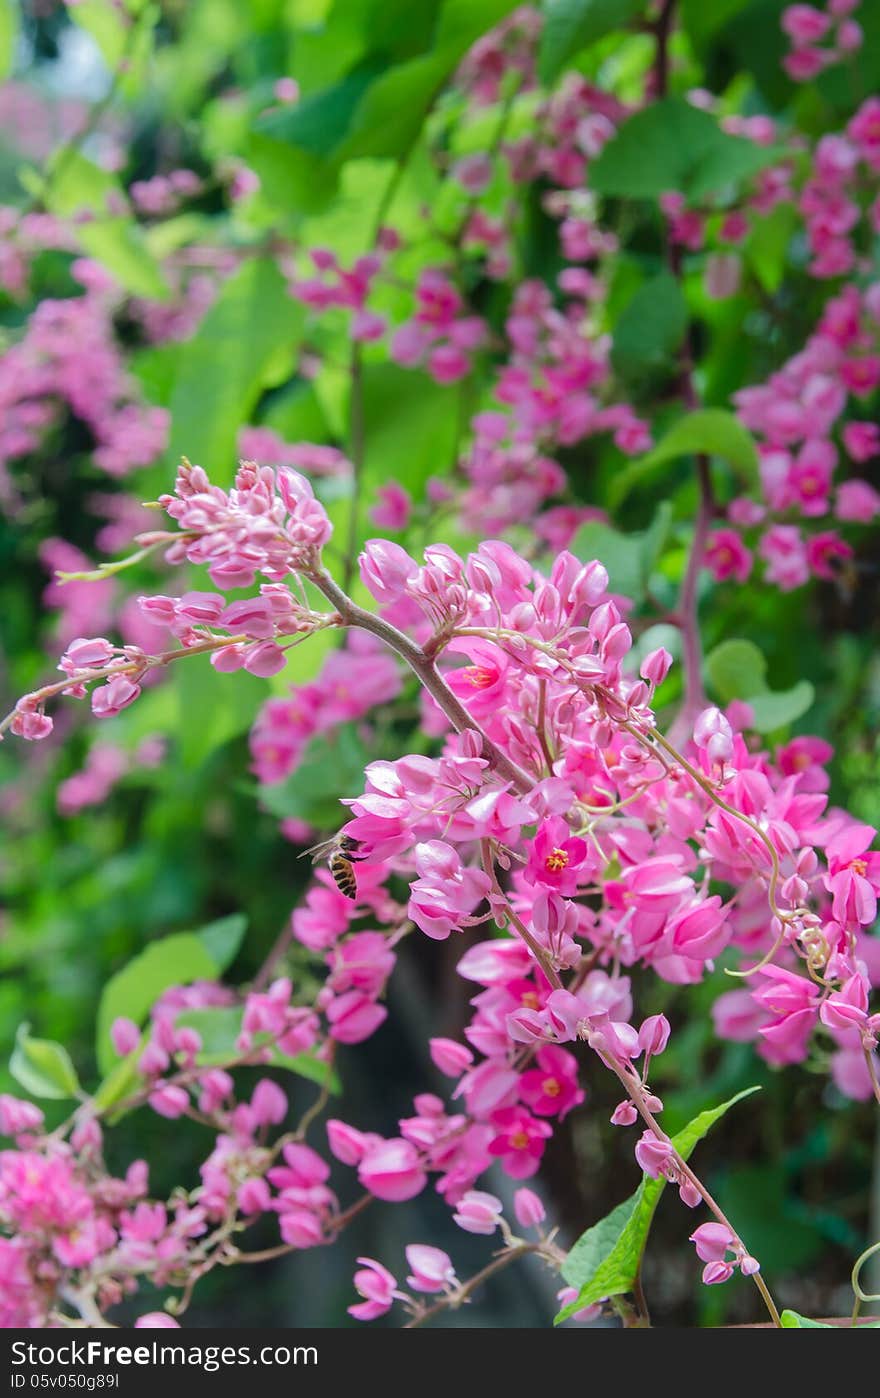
xmin=0 ymin=287 xmax=169 ymax=482
xmin=160 ymin=458 xmax=333 ymax=589
xmin=250 ymin=632 xmax=401 ymax=786
xmin=781 ymin=2 xmax=863 ymax=82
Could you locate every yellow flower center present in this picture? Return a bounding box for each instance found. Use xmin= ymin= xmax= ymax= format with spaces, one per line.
xmin=463 ymin=666 xmax=496 ymax=689
xmin=542 ymin=1077 xmax=561 ymax=1097
xmin=510 ymin=1129 xmax=529 ymax=1150
xmin=545 ymin=848 xmax=569 ymax=873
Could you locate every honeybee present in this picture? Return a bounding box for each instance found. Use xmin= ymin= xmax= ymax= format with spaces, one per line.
xmin=300 ymin=833 xmax=362 ymax=900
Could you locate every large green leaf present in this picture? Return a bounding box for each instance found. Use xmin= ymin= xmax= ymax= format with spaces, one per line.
xmin=610 ymin=409 xmax=758 ymax=508
xmin=556 ymin=1087 xmax=760 ymax=1321
xmin=10 ymin=1024 xmax=82 ymax=1101
xmin=611 ymin=272 xmax=688 ymax=382
xmin=95 ymin=916 xmax=247 ymax=1074
xmin=167 ymin=259 xmax=303 ymax=477
xmin=539 ymin=0 xmax=647 ymax=83
xmin=589 ymin=98 xmax=780 ymax=200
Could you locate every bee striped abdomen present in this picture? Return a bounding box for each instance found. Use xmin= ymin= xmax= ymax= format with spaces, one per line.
xmin=329 ymin=853 xmax=358 ymax=900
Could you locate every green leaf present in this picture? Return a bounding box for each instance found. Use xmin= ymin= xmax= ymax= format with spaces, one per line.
xmin=10 ymin=1024 xmax=81 ymax=1101
xmin=556 ymin=1087 xmax=760 ymax=1322
xmin=174 ymin=1007 xmax=342 ymax=1093
xmin=256 ymin=64 xmax=384 ymax=156
xmin=258 ymin=725 xmax=369 ymax=829
xmin=589 ymin=98 xmax=780 ymax=200
xmin=539 ymin=0 xmax=647 ymax=83
xmin=96 ymin=916 xmax=248 ymax=1075
xmin=557 ymin=1187 xmax=645 ymax=1297
xmin=705 ymin=640 xmax=814 ymax=732
xmin=611 ymin=409 xmax=758 ymax=508
xmin=0 ymin=0 xmax=18 ymax=79
xmin=705 ymin=638 xmax=767 ymax=704
xmin=167 ymin=258 xmax=303 ymax=478
xmin=41 ymin=151 xmax=168 ymax=300
xmin=196 ymin=914 xmax=248 ymax=973
xmin=748 ymin=681 xmax=815 ymax=734
xmin=334 ymin=51 xmax=451 ymax=163
xmin=611 ymin=272 xmax=688 ymax=382
xmin=571 ymin=502 xmax=672 ymax=603
xmin=779 ymin=1312 xmax=835 ymax=1328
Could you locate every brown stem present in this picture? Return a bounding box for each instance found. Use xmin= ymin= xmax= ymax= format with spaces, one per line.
xmin=308 ymin=567 xmax=534 ymax=794
xmin=405 ymin=1243 xmax=541 ymax=1328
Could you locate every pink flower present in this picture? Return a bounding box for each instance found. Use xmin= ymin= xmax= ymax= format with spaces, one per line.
xmin=487 ymin=1106 xmax=552 ymax=1179
xmin=782 ymin=5 xmax=832 ymax=46
xmin=824 ymin=823 xmax=880 ymax=925
xmin=370 ymin=483 xmax=411 ymax=531
xmin=405 ymin=1244 xmax=457 ymax=1293
xmin=135 ymin=1313 xmax=180 ymax=1328
xmin=518 ymin=1046 xmax=584 ymax=1118
xmin=408 ymin=841 xmax=491 ymax=941
xmin=348 ymin=1258 xmax=398 ymax=1321
xmin=452 ymin=1190 xmax=504 ymax=1235
xmin=358 ymin=1138 xmax=427 ymax=1202
xmin=525 ymin=818 xmax=589 ymax=895
xmin=836 ymin=478 xmax=880 ymax=522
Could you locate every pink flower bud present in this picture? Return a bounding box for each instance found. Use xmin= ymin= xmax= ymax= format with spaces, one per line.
xmin=92 ymin=676 xmax=141 ymax=719
xmin=111 ymin=1017 xmax=141 ymax=1056
xmin=279 ymin=1208 xmax=325 ymax=1249
xmin=689 ymin=1222 xmax=734 ymax=1262
xmin=237 ymin=1177 xmax=271 ymax=1214
xmin=135 ymin=1313 xmax=180 ymax=1328
xmin=452 ymin=1190 xmax=504 ymax=1235
xmin=0 ymin=1094 xmax=44 ymax=1137
xmin=358 ymin=1138 xmax=427 ymax=1202
xmin=610 ymin=1100 xmax=638 ymax=1127
xmin=405 ymin=1244 xmax=456 ymax=1293
xmin=251 ymin=1079 xmax=288 ymax=1126
xmin=148 ymin=1085 xmax=189 ymax=1119
xmin=513 ymin=1188 xmax=546 ymax=1229
xmin=429 ymin=1038 xmax=474 ymax=1077
xmin=640 ymin=647 xmax=673 ymax=686
xmin=702 ymin=1260 xmax=735 ymax=1285
xmin=348 ymin=1258 xmax=397 ymax=1321
xmin=634 ymin=1131 xmax=674 ymax=1178
xmin=326 ymin=1119 xmax=373 ymax=1165
xmin=637 ymin=1014 xmax=671 ymax=1058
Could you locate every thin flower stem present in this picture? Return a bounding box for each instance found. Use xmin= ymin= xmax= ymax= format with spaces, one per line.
xmin=309 ymin=568 xmax=535 ymax=794
xmin=480 ymin=839 xmax=564 ymax=991
xmin=404 ymin=1243 xmax=543 ymax=1328
xmin=591 ymin=1043 xmax=782 ymax=1328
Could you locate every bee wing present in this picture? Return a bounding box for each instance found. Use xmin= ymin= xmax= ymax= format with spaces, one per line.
xmin=298 ymin=837 xmax=336 ymax=863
